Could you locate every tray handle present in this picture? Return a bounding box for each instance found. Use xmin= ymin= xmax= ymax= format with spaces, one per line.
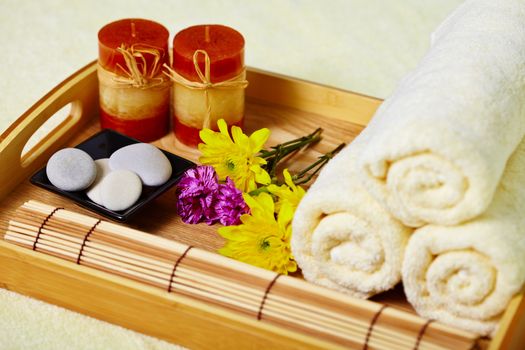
xmin=0 ymin=61 xmax=99 ymax=201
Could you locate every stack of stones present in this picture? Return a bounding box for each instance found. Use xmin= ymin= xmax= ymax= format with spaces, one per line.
xmin=46 ymin=143 xmax=172 ymax=211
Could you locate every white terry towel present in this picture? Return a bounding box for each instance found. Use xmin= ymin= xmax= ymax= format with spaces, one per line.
xmin=291 ymin=141 xmax=412 ymax=298
xmin=402 ymin=139 xmax=525 ymax=337
xmin=356 ymin=0 xmax=525 ymax=227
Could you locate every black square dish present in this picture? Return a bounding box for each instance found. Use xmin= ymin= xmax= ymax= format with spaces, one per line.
xmin=30 ymin=129 xmax=195 ymax=221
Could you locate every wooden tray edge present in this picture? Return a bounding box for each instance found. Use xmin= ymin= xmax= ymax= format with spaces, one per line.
xmin=0 ymin=240 xmax=344 ymax=350
xmin=0 ymin=60 xmax=523 ymax=349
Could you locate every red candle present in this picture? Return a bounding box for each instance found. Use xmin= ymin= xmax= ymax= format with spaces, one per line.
xmin=170 ymin=25 xmax=247 ymax=147
xmin=98 ymin=19 xmax=170 ymax=142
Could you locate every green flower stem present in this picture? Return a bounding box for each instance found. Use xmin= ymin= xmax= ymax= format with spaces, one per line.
xmin=292 ymin=142 xmax=346 ymax=185
xmin=259 ymin=128 xmax=323 ymax=178
xmin=258 ymin=128 xmax=322 ymax=158
xmin=248 ymin=186 xmax=271 ymax=197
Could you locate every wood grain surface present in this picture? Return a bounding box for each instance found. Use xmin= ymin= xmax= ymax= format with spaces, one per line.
xmin=0 ymin=96 xmax=363 ymax=251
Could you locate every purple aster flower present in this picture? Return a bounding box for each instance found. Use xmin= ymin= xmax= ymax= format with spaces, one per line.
xmin=176 ymin=166 xmax=219 ymax=224
xmin=215 ymin=177 xmax=249 ymax=226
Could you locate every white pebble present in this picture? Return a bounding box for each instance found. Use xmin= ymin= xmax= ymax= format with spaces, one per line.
xmin=46 ymin=148 xmax=96 ymax=191
xmin=99 ymin=170 xmax=142 ymax=211
xmin=86 ymin=158 xmax=111 ymax=205
xmin=109 ymin=143 xmax=172 ymax=186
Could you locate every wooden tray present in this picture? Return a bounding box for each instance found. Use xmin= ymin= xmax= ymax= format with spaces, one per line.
xmin=0 ymin=61 xmax=523 ymax=349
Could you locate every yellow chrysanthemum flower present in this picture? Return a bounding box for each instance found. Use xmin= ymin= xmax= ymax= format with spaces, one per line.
xmin=199 ymin=119 xmax=271 ymax=192
xmin=267 ymin=169 xmax=306 ymax=212
xmin=218 ymin=192 xmax=297 ymax=275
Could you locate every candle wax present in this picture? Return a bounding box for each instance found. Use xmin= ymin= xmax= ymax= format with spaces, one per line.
xmin=98 ymin=18 xmax=169 ymax=73
xmin=100 ymin=109 xmax=169 ymax=142
xmin=172 ymin=25 xmax=246 ymax=146
xmin=98 ymin=18 xmax=170 ymax=142
xmin=173 ymin=24 xmax=244 ymax=82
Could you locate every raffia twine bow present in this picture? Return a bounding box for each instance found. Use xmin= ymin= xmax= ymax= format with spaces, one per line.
xmin=163 ymin=49 xmax=249 ymax=129
xmin=98 ymin=44 xmax=168 ymax=89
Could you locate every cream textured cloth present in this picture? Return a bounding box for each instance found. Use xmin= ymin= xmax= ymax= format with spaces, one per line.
xmin=402 ymin=139 xmax=525 ymax=337
xmin=0 ymin=288 xmax=177 ymax=349
xmin=356 ymin=0 xmax=525 ymax=227
xmin=292 ymin=141 xmax=412 ymax=298
xmin=0 ymin=0 xmax=463 ymax=348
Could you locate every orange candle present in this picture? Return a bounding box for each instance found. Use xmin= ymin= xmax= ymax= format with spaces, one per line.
xmin=98 ymin=18 xmax=170 ymax=142
xmin=169 ymin=25 xmax=247 ymax=147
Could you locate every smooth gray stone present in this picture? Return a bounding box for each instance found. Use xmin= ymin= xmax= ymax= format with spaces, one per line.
xmin=86 ymin=158 xmax=111 ymax=205
xmin=99 ymin=170 xmax=142 ymax=211
xmin=109 ymin=143 xmax=172 ymax=186
xmin=46 ymin=148 xmax=96 ymax=191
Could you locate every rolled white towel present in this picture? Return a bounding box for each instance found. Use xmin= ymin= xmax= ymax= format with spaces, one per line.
xmin=357 ymin=0 xmax=525 ymax=227
xmin=292 ymin=141 xmax=412 ymax=298
xmin=402 ymin=139 xmax=525 ymax=337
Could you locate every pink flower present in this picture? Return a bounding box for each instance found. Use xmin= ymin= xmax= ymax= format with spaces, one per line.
xmin=176 ymin=166 xmax=219 ymax=224
xmin=215 ymin=178 xmax=249 ymax=226
xmin=176 ymin=166 xmax=248 ymax=226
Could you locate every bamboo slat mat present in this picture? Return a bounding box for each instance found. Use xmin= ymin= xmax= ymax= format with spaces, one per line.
xmin=3 ymin=200 xmax=480 ymax=350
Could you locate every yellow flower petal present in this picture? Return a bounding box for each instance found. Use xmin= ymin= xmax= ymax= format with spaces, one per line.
xmin=231 ymin=125 xmax=248 ymax=146
xmin=217 ymin=118 xmax=229 ymax=137
xmin=277 ymin=201 xmax=294 ymax=229
xmin=242 ymin=192 xmax=259 ymax=210
xmin=198 ymin=128 xmax=217 ymax=145
xmin=251 ymin=165 xmax=271 ymax=186
xmin=257 ymin=193 xmax=275 ymax=215
xmin=218 ymin=192 xmax=297 ymax=275
xmin=249 ymin=128 xmax=270 ymax=151
xmin=283 ymin=169 xmax=295 ymax=188
xmin=267 ymin=169 xmax=305 ymax=213
xmin=198 ymin=119 xmax=271 ymax=192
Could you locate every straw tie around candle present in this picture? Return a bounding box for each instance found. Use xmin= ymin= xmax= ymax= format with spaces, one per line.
xmin=163 ymin=49 xmax=249 ymax=129
xmin=4 ymin=201 xmax=480 ymax=350
xmin=98 ymin=44 xmax=168 ymax=90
